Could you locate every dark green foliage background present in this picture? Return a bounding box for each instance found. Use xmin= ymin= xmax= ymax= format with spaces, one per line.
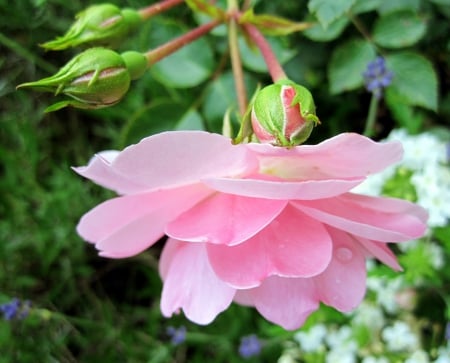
xmin=0 ymin=0 xmax=449 ymax=362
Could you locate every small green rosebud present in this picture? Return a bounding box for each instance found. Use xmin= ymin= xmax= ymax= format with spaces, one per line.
xmin=17 ymin=48 xmax=147 ymax=112
xmin=251 ymin=80 xmax=320 ymax=147
xmin=41 ymin=3 xmax=142 ymax=50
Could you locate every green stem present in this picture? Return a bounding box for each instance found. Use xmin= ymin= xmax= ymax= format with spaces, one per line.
xmin=228 ymin=0 xmax=247 ymax=116
xmin=242 ymin=24 xmax=287 ymax=82
xmin=138 ymin=0 xmax=185 ymax=20
xmin=364 ymin=93 xmax=379 ymax=137
xmin=145 ymin=19 xmax=223 ymax=66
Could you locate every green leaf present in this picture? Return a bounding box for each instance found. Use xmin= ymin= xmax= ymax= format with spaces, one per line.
xmin=239 ymin=8 xmax=313 ymax=36
xmin=202 ymin=71 xmax=257 ymax=133
xmin=149 ymin=20 xmax=214 ymax=88
xmin=385 ymin=89 xmax=425 ymax=133
xmin=120 ymin=99 xmax=187 ymax=145
xmin=303 ymin=17 xmax=349 ymax=41
xmin=175 ymin=109 xmax=205 ymax=130
xmin=328 ymin=39 xmax=376 ymax=94
xmin=350 ymin=0 xmax=382 ymax=14
xmin=386 ymin=52 xmax=438 ymax=111
xmin=373 ymin=11 xmax=427 ymax=49
xmin=308 ymin=0 xmax=355 ymax=28
xmin=239 ymin=36 xmax=296 ymax=73
xmin=377 ymin=0 xmax=420 ymax=14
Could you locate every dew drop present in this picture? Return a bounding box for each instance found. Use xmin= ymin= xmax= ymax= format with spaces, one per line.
xmin=335 ymin=247 xmax=353 ymax=263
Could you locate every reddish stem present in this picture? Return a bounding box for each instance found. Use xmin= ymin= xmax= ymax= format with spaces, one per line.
xmin=242 ymin=24 xmax=287 ymax=82
xmin=138 ymin=0 xmax=185 ymax=19
xmin=145 ymin=19 xmax=223 ymax=65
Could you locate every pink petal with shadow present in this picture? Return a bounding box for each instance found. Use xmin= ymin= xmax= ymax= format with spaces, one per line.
xmin=166 ymin=193 xmax=287 ymax=245
xmin=160 ymin=240 xmax=235 ymax=325
xmin=247 ymin=276 xmax=319 ymax=330
xmin=356 ymin=237 xmax=402 ymax=271
xmin=314 ymin=228 xmax=367 ymax=312
xmin=247 ymin=133 xmax=403 ymax=180
xmin=293 ymin=193 xmax=427 ymax=242
xmin=207 ymin=205 xmax=332 ymax=288
xmin=110 ymin=131 xmax=257 ymax=190
xmin=77 ymin=184 xmax=211 ymax=257
xmin=203 ymin=176 xmax=364 ymax=200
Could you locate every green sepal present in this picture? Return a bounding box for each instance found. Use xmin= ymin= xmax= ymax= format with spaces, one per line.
xmin=185 ymin=0 xmax=225 ymax=19
xmin=41 ymin=4 xmax=142 ymax=50
xmin=233 ymin=85 xmax=261 ymax=144
xmin=239 ymin=8 xmax=313 ymax=36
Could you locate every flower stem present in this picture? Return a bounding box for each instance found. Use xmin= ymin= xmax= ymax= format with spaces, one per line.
xmin=228 ymin=0 xmax=247 ymax=116
xmin=145 ymin=19 xmax=223 ymax=66
xmin=138 ymin=0 xmax=184 ymax=20
xmin=364 ymin=93 xmax=379 ymax=137
xmin=242 ymin=24 xmax=287 ymax=82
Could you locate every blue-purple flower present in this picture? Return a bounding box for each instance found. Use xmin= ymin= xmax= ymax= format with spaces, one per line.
xmin=239 ymin=334 xmax=262 ymax=358
xmin=166 ymin=325 xmax=187 ymax=345
xmin=0 ymin=298 xmax=31 ymax=320
xmin=363 ymin=56 xmax=394 ymax=99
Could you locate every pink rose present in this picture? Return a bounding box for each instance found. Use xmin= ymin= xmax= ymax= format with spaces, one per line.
xmin=75 ymin=131 xmax=427 ymax=330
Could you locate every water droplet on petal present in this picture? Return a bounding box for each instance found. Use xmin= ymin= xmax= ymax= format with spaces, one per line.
xmin=335 ymin=247 xmax=353 ymax=263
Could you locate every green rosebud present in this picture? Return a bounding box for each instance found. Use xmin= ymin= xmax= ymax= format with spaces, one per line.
xmin=17 ymin=48 xmax=147 ymax=112
xmin=251 ymin=80 xmax=320 ymax=147
xmin=41 ymin=3 xmax=142 ymax=50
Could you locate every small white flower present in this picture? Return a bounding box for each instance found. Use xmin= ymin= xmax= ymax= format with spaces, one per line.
xmin=405 ymin=349 xmax=430 ymax=363
xmin=362 ymin=356 xmax=389 ymax=363
xmin=352 ymin=302 xmax=385 ymax=332
xmin=294 ymin=324 xmax=327 ymax=353
xmin=382 ymin=321 xmax=419 ymax=352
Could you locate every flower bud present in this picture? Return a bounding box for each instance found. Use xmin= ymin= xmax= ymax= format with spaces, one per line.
xmin=251 ymin=81 xmax=320 ymax=147
xmin=41 ymin=3 xmax=142 ymax=50
xmin=17 ymin=48 xmax=147 ymax=112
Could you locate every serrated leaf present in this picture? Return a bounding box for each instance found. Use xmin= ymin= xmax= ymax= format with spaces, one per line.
xmin=385 ymin=52 xmax=438 ymax=111
xmin=149 ymin=20 xmax=214 ymax=88
xmin=239 ymin=9 xmax=312 ymax=36
xmin=308 ymin=0 xmax=355 ymax=28
xmin=373 ymin=11 xmax=427 ymax=49
xmin=303 ymin=17 xmax=349 ymax=41
xmin=328 ymin=39 xmax=376 ymax=94
xmin=239 ymin=36 xmax=296 ymax=73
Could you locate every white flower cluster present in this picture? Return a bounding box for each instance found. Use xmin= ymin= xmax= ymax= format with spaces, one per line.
xmin=353 ymin=129 xmax=450 ymax=228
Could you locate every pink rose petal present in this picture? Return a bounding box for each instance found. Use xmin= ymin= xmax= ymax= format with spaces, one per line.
xmin=77 ymin=184 xmax=211 ymax=257
xmin=247 ymin=133 xmax=403 ymax=180
xmin=314 ymin=228 xmax=367 ymax=312
xmin=111 ymin=131 xmax=257 ymax=191
xmin=293 ymin=193 xmax=427 ymax=242
xmin=207 ymin=205 xmax=332 ymax=288
xmin=247 ymin=276 xmax=319 ymax=330
xmin=160 ymin=240 xmax=235 ymax=325
xmin=356 ymin=237 xmax=402 ymax=271
xmin=203 ymin=176 xmax=364 ymax=200
xmin=166 ymin=193 xmax=287 ymax=245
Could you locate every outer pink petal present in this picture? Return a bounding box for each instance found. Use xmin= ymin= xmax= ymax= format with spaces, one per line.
xmin=166 ymin=193 xmax=287 ymax=245
xmin=314 ymin=228 xmax=367 ymax=312
xmin=207 ymin=206 xmax=332 ymax=288
xmin=73 ymin=153 xmax=149 ymax=195
xmin=109 ymin=131 xmax=257 ymax=191
xmin=247 ymin=133 xmax=403 ymax=180
xmin=203 ymin=176 xmax=364 ymax=200
xmin=356 ymin=237 xmax=402 ymax=271
xmin=246 ymin=276 xmax=319 ymax=330
xmin=160 ymin=241 xmax=235 ymax=325
xmin=293 ymin=194 xmax=427 ymax=242
xmin=77 ymin=184 xmax=211 ymax=257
